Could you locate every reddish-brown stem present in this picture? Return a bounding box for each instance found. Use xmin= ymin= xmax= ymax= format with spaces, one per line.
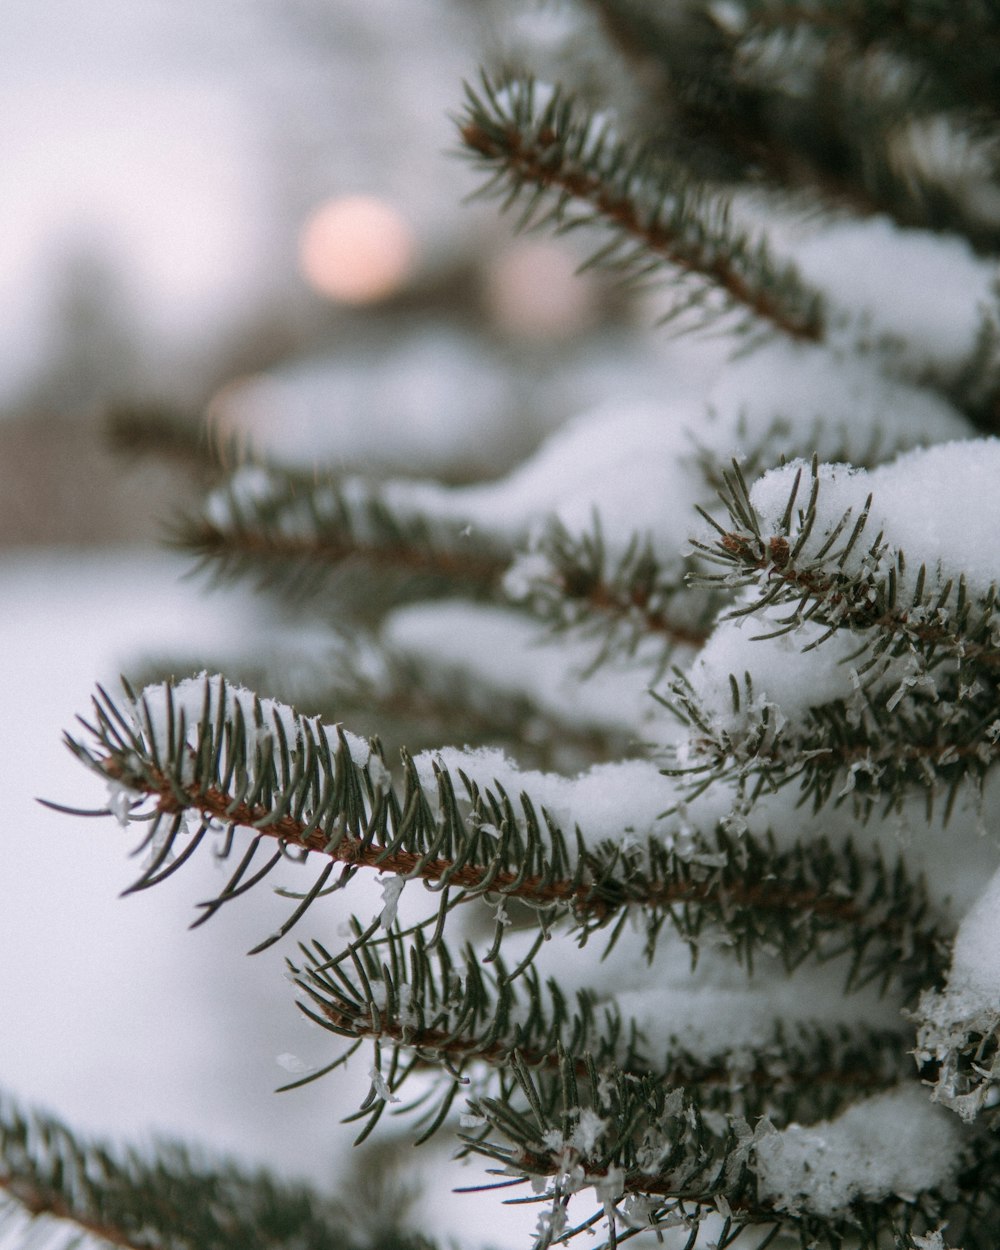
xmin=103 ymin=764 xmax=887 ymax=932
xmin=309 ymin=996 xmax=897 ymax=1096
xmin=722 ymin=530 xmax=1000 ymax=666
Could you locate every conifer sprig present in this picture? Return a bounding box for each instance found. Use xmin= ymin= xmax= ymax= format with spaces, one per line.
xmin=667 ymin=664 xmax=1000 ymax=819
xmin=131 ymin=641 xmax=628 ymax=773
xmin=591 ymin=0 xmax=1000 ymax=248
xmin=64 ymin=677 xmax=949 ymax=989
xmin=179 ymin=462 xmax=722 ymax=670
xmin=730 ymin=0 xmax=1000 ymax=118
xmin=515 ymin=519 xmax=718 ymax=675
xmin=456 ymin=74 xmax=825 ymax=341
xmin=724 ymin=3 xmax=1000 ymax=245
xmin=0 ymin=1094 xmax=373 ymax=1250
xmin=914 ymin=990 xmax=1000 ymax=1124
xmin=463 ymin=1053 xmax=761 ymax=1250
xmin=672 ymin=460 xmax=1000 ymax=810
xmin=291 ymin=923 xmax=912 ymax=1133
xmin=456 ymin=1052 xmax=993 ymax=1250
xmin=176 ymin=466 xmax=510 ymax=605
xmin=694 ymin=460 xmax=1000 ymax=672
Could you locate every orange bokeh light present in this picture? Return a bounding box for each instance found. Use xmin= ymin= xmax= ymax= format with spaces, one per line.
xmin=297 ymin=195 xmax=416 ymax=304
xmin=484 ymin=239 xmax=596 ymax=340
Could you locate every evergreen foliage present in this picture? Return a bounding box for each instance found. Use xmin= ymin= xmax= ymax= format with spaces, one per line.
xmin=11 ymin=2 xmax=1000 ymax=1248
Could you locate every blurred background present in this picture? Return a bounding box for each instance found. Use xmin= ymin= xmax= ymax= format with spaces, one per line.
xmin=0 ymin=0 xmax=663 ymax=543
xmin=0 ymin=3 xmax=678 ymax=1244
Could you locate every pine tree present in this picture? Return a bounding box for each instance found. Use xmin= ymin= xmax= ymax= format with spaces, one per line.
xmin=9 ymin=2 xmax=1000 ymax=1247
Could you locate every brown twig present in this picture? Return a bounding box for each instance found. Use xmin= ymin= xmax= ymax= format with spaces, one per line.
xmin=721 ymin=529 xmax=1000 ymax=666
xmin=102 ymin=764 xmax=892 ymax=934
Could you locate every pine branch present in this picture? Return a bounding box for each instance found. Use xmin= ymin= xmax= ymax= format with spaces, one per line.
xmin=672 ymin=459 xmax=1000 ymax=809
xmin=694 ymin=459 xmax=1000 ymax=672
xmin=179 ymin=465 xmax=720 ymax=674
xmin=456 ymin=73 xmax=825 ymax=341
xmin=734 ymin=21 xmax=1000 ymax=248
xmin=914 ymin=988 xmax=1000 ymax=1124
xmin=463 ymin=1052 xmax=762 ymax=1247
xmin=291 ymin=923 xmax=912 ymax=1136
xmin=175 ymin=465 xmax=511 ymax=607
xmin=668 ymin=664 xmax=1000 ymax=821
xmin=510 ymin=518 xmax=720 ymax=677
xmin=0 ymin=1093 xmax=382 ymax=1250
xmin=65 ymin=676 xmax=949 ymax=989
xmin=730 ymin=0 xmax=1000 ymax=118
xmin=457 ymin=1050 xmax=993 ymax=1250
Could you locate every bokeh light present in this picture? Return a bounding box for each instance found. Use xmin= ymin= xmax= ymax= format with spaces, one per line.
xmin=297 ymin=194 xmax=417 ymax=304
xmin=206 ymin=372 xmax=272 ymax=468
xmin=484 ymin=239 xmax=597 ymax=340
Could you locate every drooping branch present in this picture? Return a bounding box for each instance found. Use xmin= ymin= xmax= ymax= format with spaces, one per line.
xmin=129 ymin=642 xmax=629 ymax=773
xmin=457 ymin=1051 xmax=996 ymax=1250
xmin=670 ymin=460 xmax=1000 ymax=810
xmin=695 ymin=461 xmax=1000 ymax=670
xmin=730 ymin=0 xmax=1000 ymax=119
xmin=65 ymin=677 xmax=949 ymax=986
xmin=178 ymin=466 xmax=716 ymax=663
xmin=457 ymin=74 xmax=825 ymax=342
xmin=585 ymin=0 xmax=1000 ymax=251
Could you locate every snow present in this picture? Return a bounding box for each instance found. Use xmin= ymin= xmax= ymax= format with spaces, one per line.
xmin=383 ymin=601 xmax=664 ymax=737
xmin=910 ymin=1230 xmax=955 ymax=1250
xmin=467 ymin=401 xmax=701 ymax=559
xmin=683 ymin=613 xmax=863 ymax=740
xmin=133 ymin=672 xmax=374 ymax=784
xmin=700 ymin=338 xmax=972 ymax=466
xmin=751 ymin=439 xmax=1000 ymax=599
xmin=208 ymin=327 xmax=725 ymax=477
xmin=413 ymin=747 xmax=678 ymax=854
xmin=789 ymin=216 xmax=996 ymax=370
xmin=207 ymin=379 xmax=727 ymax=593
xmin=676 ymin=440 xmax=1000 ymax=767
xmin=377 ymin=873 xmax=407 ymax=930
xmin=520 ymin=926 xmax=904 ymax=1060
xmin=754 ymin=1085 xmax=963 ymax=1218
xmin=377 ymin=397 xmax=709 ymax=565
xmin=941 ymin=864 xmax=1000 ymax=1002
xmin=208 ymin=328 xmax=531 ymax=475
xmin=912 ymin=862 xmax=1000 ymax=1120
xmin=0 ymin=551 xmax=360 ymax=1182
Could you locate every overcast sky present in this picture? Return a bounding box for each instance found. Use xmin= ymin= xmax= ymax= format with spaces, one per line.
xmin=0 ymin=1 xmax=489 ymax=406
